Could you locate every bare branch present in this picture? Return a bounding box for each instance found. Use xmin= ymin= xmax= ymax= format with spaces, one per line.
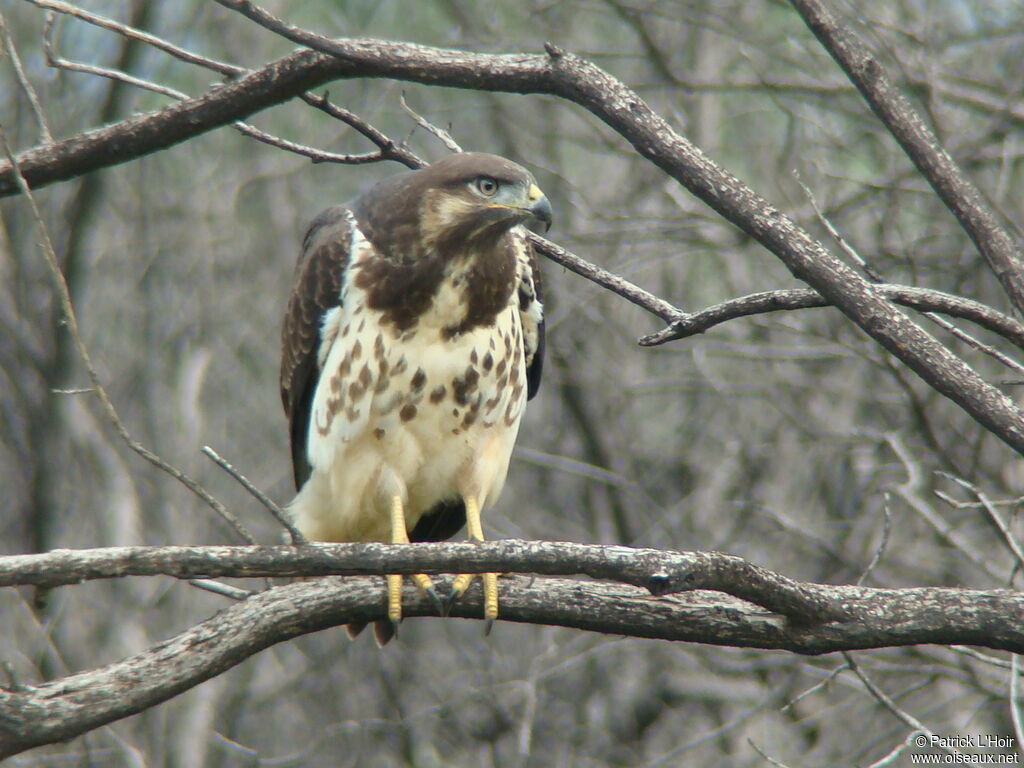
xmin=42 ymin=11 xmax=188 ymax=101
xmin=3 ymin=12 xmax=1023 ymax=450
xmin=201 ymin=445 xmax=306 ymax=545
xmin=0 ymin=540 xmax=848 ymax=622
xmin=789 ymin=0 xmax=1024 ymax=314
xmin=399 ymin=92 xmax=463 ymax=153
xmin=856 ymin=494 xmax=892 ymax=586
xmin=36 ymin=0 xmax=422 ymax=170
xmin=187 ymin=579 xmax=253 ymax=601
xmin=2 ymin=540 xmax=1024 ymax=652
xmin=923 ymin=312 xmax=1024 ymax=375
xmin=528 ymin=233 xmax=684 ymax=324
xmin=844 ymin=653 xmax=956 ymax=756
xmin=640 ymin=284 xmax=1024 ymax=352
xmin=937 ymin=472 xmax=1024 ymax=576
xmin=1 ymin=562 xmax=1023 ymax=757
xmin=794 ymin=170 xmax=883 ymax=282
xmin=299 ymin=91 xmax=425 ymax=169
xmin=0 ymin=10 xmax=52 ymax=143
xmin=884 ymin=433 xmax=1005 ymax=582
xmin=29 ymin=0 xmax=242 ymax=77
xmin=0 ymin=123 xmax=255 ymax=545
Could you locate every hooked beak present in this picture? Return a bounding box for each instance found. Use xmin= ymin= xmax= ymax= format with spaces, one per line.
xmin=526 ymin=183 xmax=553 ymax=232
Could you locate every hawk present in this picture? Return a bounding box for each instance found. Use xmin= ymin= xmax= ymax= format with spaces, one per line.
xmin=280 ymin=153 xmax=550 ymax=642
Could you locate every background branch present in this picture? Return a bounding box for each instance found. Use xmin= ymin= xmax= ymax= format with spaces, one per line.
xmin=2 ymin=25 xmax=1020 ymax=454
xmin=789 ymin=0 xmax=1024 ymax=315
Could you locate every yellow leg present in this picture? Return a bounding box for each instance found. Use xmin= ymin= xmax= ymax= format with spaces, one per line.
xmin=448 ymin=495 xmax=499 ymax=630
xmin=387 ymin=495 xmax=441 ymax=631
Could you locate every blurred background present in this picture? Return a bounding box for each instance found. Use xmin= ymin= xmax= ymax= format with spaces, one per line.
xmin=3 ymin=0 xmax=1024 ymax=765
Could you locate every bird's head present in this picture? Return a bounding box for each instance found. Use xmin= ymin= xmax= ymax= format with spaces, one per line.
xmin=417 ymin=153 xmax=552 ymax=257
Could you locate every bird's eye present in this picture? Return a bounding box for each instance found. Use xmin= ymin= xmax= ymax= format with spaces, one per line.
xmin=476 ymin=177 xmax=499 ymax=197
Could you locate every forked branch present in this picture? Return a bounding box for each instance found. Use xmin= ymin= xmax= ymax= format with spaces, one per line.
xmin=2 ymin=541 xmax=1023 ymax=757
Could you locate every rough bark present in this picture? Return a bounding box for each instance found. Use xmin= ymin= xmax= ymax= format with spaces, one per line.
xmin=2 ymin=543 xmax=1023 ymax=758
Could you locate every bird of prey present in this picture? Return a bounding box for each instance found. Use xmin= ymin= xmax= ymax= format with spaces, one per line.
xmin=280 ymin=153 xmax=551 ymax=642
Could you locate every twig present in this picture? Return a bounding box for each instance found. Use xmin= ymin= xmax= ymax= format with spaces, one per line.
xmin=399 ymin=91 xmax=463 ymax=153
xmin=924 ymin=311 xmax=1024 ymax=375
xmin=41 ymin=16 xmax=397 ymax=168
xmin=794 ymin=170 xmax=883 ymax=281
xmin=780 ymin=662 xmax=850 ymax=711
xmin=299 ymin=92 xmax=425 ymax=169
xmin=528 ymin=233 xmax=684 ymax=324
xmin=1 ymin=661 xmax=21 ymax=692
xmin=934 ymin=491 xmax=1024 ymax=511
xmin=884 ymin=433 xmax=1003 ymax=581
xmin=1012 ymin=654 xmax=1024 ymax=759
xmin=951 ymin=646 xmax=1015 ymax=670
xmin=857 ymin=492 xmax=892 ymax=585
xmin=43 ymin=12 xmax=188 ymax=101
xmin=843 ymin=653 xmax=956 ymax=755
xmin=0 ymin=10 xmax=52 ymax=143
xmin=743 ymin=169 xmax=1024 ymax=383
xmin=746 ymin=739 xmax=793 ymax=768
xmin=862 ymin=733 xmax=918 ymax=768
xmin=202 ymin=445 xmax=306 ymax=545
xmin=29 ymin=0 xmax=242 ymax=77
xmin=0 ymin=122 xmax=255 ymax=545
xmin=34 ymin=0 xmax=421 ymax=170
xmin=188 ymin=579 xmax=253 ymax=601
xmin=233 ymin=120 xmax=401 ymax=165
xmin=38 ymin=3 xmax=416 ymax=171
xmin=937 ymin=472 xmax=1024 ymax=577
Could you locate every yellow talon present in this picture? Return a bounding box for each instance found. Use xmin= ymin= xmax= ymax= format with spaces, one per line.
xmin=387 ymin=573 xmax=403 ymax=625
xmin=385 ymin=496 xmax=442 ymax=629
xmin=444 ymin=494 xmax=500 ymax=628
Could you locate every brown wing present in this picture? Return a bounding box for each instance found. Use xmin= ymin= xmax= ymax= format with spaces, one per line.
xmin=521 ymin=237 xmax=545 ymax=400
xmin=280 ymin=206 xmax=354 ymax=490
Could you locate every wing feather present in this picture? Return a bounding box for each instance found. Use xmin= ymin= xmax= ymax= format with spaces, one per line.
xmin=516 ymin=234 xmax=545 ymax=400
xmin=280 ymin=206 xmax=354 ymax=490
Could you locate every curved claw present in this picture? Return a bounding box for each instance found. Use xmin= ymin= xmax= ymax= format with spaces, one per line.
xmin=484 ymin=618 xmax=495 ymax=636
xmin=372 ymin=618 xmax=397 ymax=647
xmin=425 ymin=584 xmax=445 ymax=616
xmin=440 ymin=584 xmax=463 ymax=617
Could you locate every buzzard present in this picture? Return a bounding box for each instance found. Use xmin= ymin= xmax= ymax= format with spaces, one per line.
xmin=280 ymin=153 xmax=550 ymax=642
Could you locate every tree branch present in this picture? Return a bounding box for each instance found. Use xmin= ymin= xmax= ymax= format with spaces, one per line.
xmin=2 ymin=551 xmax=1023 ymax=757
xmin=789 ymin=0 xmax=1024 ymax=315
xmin=640 ymin=284 xmax=1024 ymax=351
xmin=6 ymin=12 xmax=1024 ymax=452
xmin=0 ymin=540 xmax=847 ymax=622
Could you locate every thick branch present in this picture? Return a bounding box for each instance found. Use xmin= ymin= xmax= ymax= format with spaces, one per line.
xmin=0 ymin=541 xmax=847 ymax=622
xmin=2 ymin=569 xmax=1023 ymax=757
xmin=4 ymin=25 xmax=1024 ymax=451
xmin=789 ymin=0 xmax=1024 ymax=314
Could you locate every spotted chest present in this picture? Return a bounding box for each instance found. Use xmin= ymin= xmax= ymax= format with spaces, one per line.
xmin=312 ymin=306 xmax=526 ymax=445
xmin=299 ymin=236 xmax=530 ymax=541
